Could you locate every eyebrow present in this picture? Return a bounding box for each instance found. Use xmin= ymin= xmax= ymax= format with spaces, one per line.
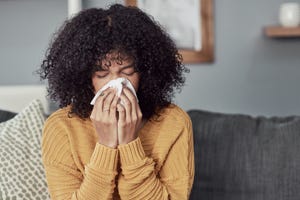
xmin=98 ymin=63 xmax=135 ymax=71
xmin=120 ymin=64 xmax=135 ymax=70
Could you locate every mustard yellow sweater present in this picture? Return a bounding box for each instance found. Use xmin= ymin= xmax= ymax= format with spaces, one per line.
xmin=41 ymin=104 xmax=194 ymax=200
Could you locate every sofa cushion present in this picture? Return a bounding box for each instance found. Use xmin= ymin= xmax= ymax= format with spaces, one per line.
xmin=188 ymin=109 xmax=300 ymax=200
xmin=0 ymin=99 xmax=50 ymax=199
xmin=0 ymin=109 xmax=16 ymax=123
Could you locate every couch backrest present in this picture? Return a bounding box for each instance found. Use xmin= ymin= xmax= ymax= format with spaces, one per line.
xmin=0 ymin=109 xmax=16 ymax=123
xmin=188 ymin=109 xmax=300 ymax=200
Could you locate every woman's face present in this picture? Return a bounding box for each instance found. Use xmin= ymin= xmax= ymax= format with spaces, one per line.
xmin=91 ymin=54 xmax=140 ymax=93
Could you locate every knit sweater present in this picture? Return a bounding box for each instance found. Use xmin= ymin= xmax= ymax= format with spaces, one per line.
xmin=41 ymin=104 xmax=194 ymax=200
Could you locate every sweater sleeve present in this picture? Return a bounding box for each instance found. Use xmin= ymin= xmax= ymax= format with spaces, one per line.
xmin=41 ymin=118 xmax=119 ymax=200
xmin=117 ymin=116 xmax=195 ymax=200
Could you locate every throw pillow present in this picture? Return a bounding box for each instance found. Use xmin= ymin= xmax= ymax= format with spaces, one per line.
xmin=0 ymin=99 xmax=50 ymax=200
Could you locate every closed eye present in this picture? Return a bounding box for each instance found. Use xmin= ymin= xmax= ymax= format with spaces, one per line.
xmin=121 ymin=71 xmax=137 ymax=76
xmin=95 ymin=71 xmax=109 ymax=78
xmin=121 ymin=67 xmax=137 ymax=76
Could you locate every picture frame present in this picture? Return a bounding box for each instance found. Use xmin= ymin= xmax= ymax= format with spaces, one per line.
xmin=125 ymin=0 xmax=214 ymax=63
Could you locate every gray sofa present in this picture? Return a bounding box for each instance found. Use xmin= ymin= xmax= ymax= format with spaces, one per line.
xmin=0 ymin=109 xmax=16 ymax=123
xmin=188 ymin=109 xmax=300 ymax=200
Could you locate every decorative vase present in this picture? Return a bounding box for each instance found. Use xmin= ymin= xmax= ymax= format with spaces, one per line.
xmin=279 ymin=2 xmax=300 ymax=27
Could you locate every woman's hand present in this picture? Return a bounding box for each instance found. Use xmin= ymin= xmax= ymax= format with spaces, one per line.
xmin=117 ymin=87 xmax=143 ymax=145
xmin=90 ymin=88 xmax=119 ymax=148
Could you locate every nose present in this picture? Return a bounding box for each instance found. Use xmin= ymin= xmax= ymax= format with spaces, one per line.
xmin=110 ymin=72 xmax=121 ymax=80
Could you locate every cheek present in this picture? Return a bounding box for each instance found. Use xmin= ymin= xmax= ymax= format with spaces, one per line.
xmin=128 ymin=75 xmax=140 ymax=92
xmin=92 ymin=76 xmax=106 ymax=93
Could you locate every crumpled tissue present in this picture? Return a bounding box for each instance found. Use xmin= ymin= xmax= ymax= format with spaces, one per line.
xmin=90 ymin=77 xmax=138 ymax=105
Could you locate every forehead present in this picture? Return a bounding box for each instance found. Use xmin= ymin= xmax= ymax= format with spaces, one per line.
xmin=96 ymin=51 xmax=134 ymax=67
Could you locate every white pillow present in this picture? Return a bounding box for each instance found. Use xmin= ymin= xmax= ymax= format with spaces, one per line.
xmin=0 ymin=99 xmax=50 ymax=200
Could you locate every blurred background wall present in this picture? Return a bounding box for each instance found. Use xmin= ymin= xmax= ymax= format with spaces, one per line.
xmin=0 ymin=0 xmax=299 ymax=116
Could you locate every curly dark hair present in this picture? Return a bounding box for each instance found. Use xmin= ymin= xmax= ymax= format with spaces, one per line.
xmin=39 ymin=4 xmax=188 ymax=119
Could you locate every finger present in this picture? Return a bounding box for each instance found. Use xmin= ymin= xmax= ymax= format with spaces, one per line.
xmin=120 ymin=93 xmax=131 ymax=121
xmin=102 ymin=89 xmax=116 ymax=112
xmin=122 ymin=87 xmax=137 ymax=104
xmin=117 ymin=104 xmax=125 ymax=123
xmin=109 ymin=91 xmax=118 ymax=118
xmin=94 ymin=89 xmax=114 ymax=121
xmin=94 ymin=88 xmax=113 ymax=112
xmin=90 ymin=107 xmax=96 ymax=120
xmin=123 ymin=87 xmax=138 ymax=118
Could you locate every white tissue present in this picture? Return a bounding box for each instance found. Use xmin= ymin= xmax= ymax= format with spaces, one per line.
xmin=90 ymin=77 xmax=138 ymax=105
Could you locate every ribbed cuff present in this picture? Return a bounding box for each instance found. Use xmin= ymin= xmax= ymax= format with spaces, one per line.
xmin=118 ymin=137 xmax=145 ymax=166
xmin=89 ymin=143 xmax=119 ymax=170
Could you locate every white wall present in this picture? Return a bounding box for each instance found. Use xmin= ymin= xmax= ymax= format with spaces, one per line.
xmin=175 ymin=0 xmax=300 ymax=116
xmin=0 ymin=0 xmax=67 ymax=85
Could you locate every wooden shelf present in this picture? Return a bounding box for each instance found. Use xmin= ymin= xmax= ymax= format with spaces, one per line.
xmin=264 ymin=26 xmax=300 ymax=38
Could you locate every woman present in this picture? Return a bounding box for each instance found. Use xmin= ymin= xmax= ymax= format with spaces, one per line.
xmin=39 ymin=4 xmax=194 ymax=200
